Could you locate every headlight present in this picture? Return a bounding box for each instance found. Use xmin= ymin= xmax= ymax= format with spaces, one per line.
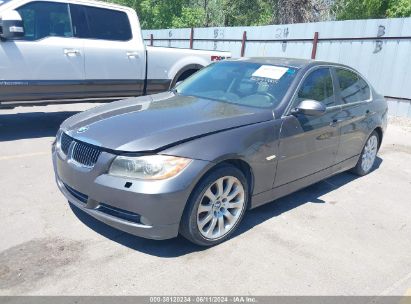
xmin=108 ymin=155 xmax=192 ymax=180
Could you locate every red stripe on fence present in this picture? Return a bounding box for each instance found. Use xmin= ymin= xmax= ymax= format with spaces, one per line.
xmin=311 ymin=32 xmax=319 ymax=59
xmin=241 ymin=31 xmax=247 ymax=57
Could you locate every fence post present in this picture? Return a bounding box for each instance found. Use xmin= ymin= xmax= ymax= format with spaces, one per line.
xmin=150 ymin=34 xmax=154 ymax=46
xmin=311 ymin=31 xmax=319 ymax=59
xmin=190 ymin=27 xmax=194 ymax=49
xmin=241 ymin=31 xmax=247 ymax=57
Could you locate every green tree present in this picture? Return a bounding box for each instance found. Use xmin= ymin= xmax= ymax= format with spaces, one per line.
xmin=172 ymin=6 xmax=205 ymax=27
xmin=222 ymin=0 xmax=273 ymax=26
xmin=102 ymin=0 xmax=410 ymax=29
xmin=334 ymin=0 xmax=411 ymax=20
xmin=139 ymin=0 xmax=189 ymax=29
xmin=387 ymin=0 xmax=411 ymax=17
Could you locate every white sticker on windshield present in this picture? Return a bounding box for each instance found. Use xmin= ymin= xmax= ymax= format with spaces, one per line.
xmin=252 ymin=65 xmax=289 ymax=80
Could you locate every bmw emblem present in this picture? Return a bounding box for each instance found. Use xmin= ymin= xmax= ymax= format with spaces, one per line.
xmin=77 ymin=126 xmax=89 ymax=133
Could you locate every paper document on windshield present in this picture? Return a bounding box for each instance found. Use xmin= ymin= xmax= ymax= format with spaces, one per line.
xmin=252 ymin=65 xmax=289 ymax=80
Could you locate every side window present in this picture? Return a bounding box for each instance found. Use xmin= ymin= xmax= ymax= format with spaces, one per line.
xmin=16 ymin=1 xmax=72 ymax=40
xmin=297 ymin=68 xmax=336 ymax=107
xmin=83 ymin=6 xmax=131 ymax=41
xmin=336 ymin=68 xmax=371 ymax=103
xmin=69 ymin=4 xmax=88 ymax=38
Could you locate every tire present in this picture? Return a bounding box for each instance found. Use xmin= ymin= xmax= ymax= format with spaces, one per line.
xmin=180 ymin=164 xmax=249 ymax=246
xmin=170 ymin=68 xmax=200 ymax=89
xmin=351 ymin=130 xmax=379 ymax=176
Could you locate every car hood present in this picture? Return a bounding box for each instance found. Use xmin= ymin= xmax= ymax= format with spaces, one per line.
xmin=61 ymin=92 xmax=273 ymax=152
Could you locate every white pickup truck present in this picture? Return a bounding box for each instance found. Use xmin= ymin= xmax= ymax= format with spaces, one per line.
xmin=0 ymin=0 xmax=230 ymax=108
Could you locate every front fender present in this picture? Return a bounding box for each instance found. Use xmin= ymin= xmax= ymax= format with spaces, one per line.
xmin=161 ymin=120 xmax=282 ymax=195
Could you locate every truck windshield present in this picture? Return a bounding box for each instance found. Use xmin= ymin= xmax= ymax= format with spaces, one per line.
xmin=176 ymin=61 xmax=298 ymax=108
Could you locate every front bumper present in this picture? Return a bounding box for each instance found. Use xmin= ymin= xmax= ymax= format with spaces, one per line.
xmin=52 ymin=144 xmax=210 ymax=240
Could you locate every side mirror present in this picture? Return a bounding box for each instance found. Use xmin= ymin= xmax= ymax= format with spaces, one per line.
xmin=291 ymin=99 xmax=326 ymax=116
xmin=0 ymin=10 xmax=25 ymax=40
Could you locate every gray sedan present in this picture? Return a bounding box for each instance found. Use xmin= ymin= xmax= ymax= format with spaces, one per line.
xmin=52 ymin=58 xmax=388 ymax=246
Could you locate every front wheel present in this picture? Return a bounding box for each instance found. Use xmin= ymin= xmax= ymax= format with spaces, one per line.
xmin=351 ymin=131 xmax=379 ymax=176
xmin=180 ymin=165 xmax=248 ymax=246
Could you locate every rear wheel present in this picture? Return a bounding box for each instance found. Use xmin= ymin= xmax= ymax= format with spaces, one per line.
xmin=180 ymin=165 xmax=248 ymax=246
xmin=351 ymin=131 xmax=379 ymax=176
xmin=170 ymin=69 xmax=200 ymax=89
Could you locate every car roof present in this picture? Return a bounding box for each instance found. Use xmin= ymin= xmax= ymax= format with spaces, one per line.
xmin=228 ymin=57 xmax=349 ymax=70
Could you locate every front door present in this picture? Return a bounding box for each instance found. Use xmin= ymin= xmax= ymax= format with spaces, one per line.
xmin=0 ymin=1 xmax=84 ymax=102
xmin=274 ymin=67 xmax=341 ymax=187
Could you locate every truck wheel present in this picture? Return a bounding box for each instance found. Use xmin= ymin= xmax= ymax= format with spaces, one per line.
xmin=180 ymin=164 xmax=248 ymax=246
xmin=171 ymin=69 xmax=200 ymax=89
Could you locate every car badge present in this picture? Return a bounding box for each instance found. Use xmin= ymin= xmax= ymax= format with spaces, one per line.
xmin=77 ymin=126 xmax=89 ymax=133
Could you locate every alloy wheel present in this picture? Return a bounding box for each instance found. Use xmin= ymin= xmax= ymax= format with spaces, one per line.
xmin=361 ymin=134 xmax=378 ymax=172
xmin=196 ymin=176 xmax=245 ymax=240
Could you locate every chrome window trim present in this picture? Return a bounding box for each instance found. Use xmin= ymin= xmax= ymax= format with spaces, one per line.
xmin=283 ymin=64 xmax=373 ymax=117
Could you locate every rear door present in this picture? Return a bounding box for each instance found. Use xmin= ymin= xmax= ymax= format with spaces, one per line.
xmin=0 ymin=1 xmax=84 ymax=102
xmin=70 ymin=4 xmax=145 ymax=99
xmin=274 ymin=67 xmax=342 ymax=187
xmin=333 ymin=67 xmax=373 ymax=163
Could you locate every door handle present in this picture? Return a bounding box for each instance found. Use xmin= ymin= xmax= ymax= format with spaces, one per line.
xmin=126 ymin=51 xmax=139 ymax=58
xmin=63 ymin=49 xmax=80 ymax=56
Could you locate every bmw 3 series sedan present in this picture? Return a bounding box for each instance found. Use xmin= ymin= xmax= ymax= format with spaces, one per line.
xmin=52 ymin=58 xmax=388 ymax=246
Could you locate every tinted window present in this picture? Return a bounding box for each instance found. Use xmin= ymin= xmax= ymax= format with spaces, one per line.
xmin=336 ymin=68 xmax=371 ymax=103
xmin=80 ymin=6 xmax=131 ymax=41
xmin=17 ymin=1 xmax=72 ymax=40
xmin=176 ymin=61 xmax=298 ymax=108
xmin=297 ymin=68 xmax=335 ymax=107
xmin=69 ymin=4 xmax=88 ymax=38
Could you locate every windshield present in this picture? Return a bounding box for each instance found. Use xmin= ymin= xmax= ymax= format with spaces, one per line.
xmin=176 ymin=61 xmax=298 ymax=108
